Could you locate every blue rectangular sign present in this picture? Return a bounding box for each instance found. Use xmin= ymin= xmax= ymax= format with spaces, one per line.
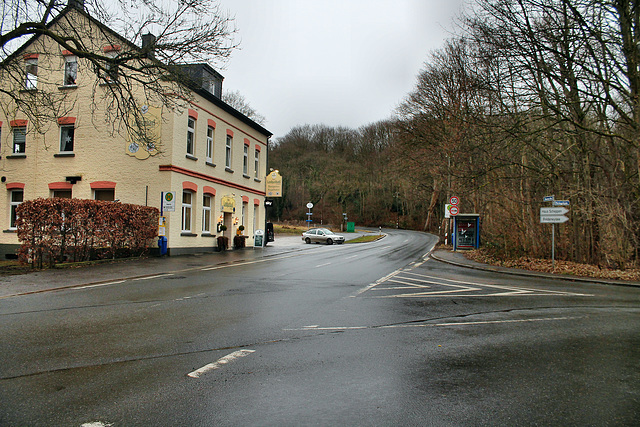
xmin=553 ymin=200 xmax=570 ymax=206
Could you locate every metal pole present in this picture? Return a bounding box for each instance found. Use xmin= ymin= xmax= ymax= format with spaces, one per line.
xmin=552 ymin=223 xmax=555 ymax=270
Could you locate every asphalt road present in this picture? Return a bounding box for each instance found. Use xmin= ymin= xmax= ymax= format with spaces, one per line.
xmin=1 ymin=229 xmax=638 ymax=426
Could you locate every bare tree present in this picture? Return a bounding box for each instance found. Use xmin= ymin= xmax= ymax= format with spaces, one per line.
xmin=0 ymin=0 xmax=238 ymax=153
xmin=222 ymin=90 xmax=266 ymax=126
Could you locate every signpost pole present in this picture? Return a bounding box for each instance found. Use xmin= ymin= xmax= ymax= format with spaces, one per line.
xmin=552 ymin=224 xmax=555 ymax=270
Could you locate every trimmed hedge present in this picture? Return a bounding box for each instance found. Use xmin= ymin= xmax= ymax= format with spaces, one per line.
xmin=16 ymin=198 xmax=159 ymax=268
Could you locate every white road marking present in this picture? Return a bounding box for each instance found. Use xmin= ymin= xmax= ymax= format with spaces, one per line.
xmin=76 ymin=281 xmax=125 ymax=289
xmin=345 ymin=255 xmax=359 ymax=260
xmin=81 ymin=423 xmax=113 ymax=427
xmin=133 ymin=274 xmax=173 ymax=281
xmin=351 ymin=268 xmax=403 ymax=297
xmin=360 ymin=271 xmax=594 ymax=298
xmin=201 ymin=253 xmax=300 ymax=271
xmin=315 ymin=262 xmax=331 ymax=268
xmin=187 ymin=349 xmax=256 ymax=378
xmin=284 ymin=316 xmax=580 ymax=331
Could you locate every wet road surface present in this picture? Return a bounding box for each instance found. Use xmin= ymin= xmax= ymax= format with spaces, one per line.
xmin=1 ymin=229 xmax=638 ymax=426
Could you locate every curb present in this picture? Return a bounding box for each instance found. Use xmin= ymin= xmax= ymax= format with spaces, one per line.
xmin=429 ymin=251 xmax=640 ymax=288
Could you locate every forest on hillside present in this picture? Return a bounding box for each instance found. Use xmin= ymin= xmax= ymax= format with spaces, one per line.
xmin=268 ymin=0 xmax=640 ymax=270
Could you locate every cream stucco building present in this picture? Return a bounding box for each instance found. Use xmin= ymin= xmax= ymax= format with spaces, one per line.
xmin=0 ymin=3 xmax=271 ymax=257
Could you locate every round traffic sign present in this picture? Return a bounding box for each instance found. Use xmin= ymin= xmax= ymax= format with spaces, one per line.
xmin=306 ymin=202 xmax=314 ymax=209
xmin=449 ymin=205 xmax=459 ymax=216
xmin=449 ymin=196 xmax=459 ymax=206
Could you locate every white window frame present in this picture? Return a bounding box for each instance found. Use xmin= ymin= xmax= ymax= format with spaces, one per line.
xmin=206 ymin=126 xmax=214 ymax=163
xmin=64 ymin=55 xmax=77 ymax=86
xmin=13 ymin=127 xmax=26 ymax=154
xmin=225 ymin=135 xmax=232 ymax=168
xmin=182 ymin=190 xmax=193 ymax=233
xmin=25 ymin=58 xmax=37 ymax=90
xmin=187 ymin=117 xmax=196 ymax=155
xmin=254 ymin=149 xmax=260 ymax=178
xmin=243 ymin=144 xmax=249 ymax=175
xmin=253 ymin=204 xmax=258 ymax=235
xmin=59 ymin=125 xmax=74 ymax=153
xmin=202 ymin=194 xmax=212 ymax=233
xmin=9 ymin=190 xmax=23 ymax=230
xmin=242 ymin=202 xmax=246 ymax=227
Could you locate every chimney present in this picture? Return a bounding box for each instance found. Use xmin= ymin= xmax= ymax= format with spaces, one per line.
xmin=141 ymin=33 xmax=157 ymax=59
xmin=68 ymin=0 xmax=84 ymax=10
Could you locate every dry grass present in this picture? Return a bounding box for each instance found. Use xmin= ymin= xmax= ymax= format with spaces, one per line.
xmin=464 ymin=248 xmax=640 ymax=282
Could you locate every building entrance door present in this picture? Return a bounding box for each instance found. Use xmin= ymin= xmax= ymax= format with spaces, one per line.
xmin=223 ymin=212 xmax=232 ymax=239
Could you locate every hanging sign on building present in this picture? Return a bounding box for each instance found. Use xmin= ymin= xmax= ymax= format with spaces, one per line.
xmin=266 ymin=170 xmax=283 ymax=197
xmin=221 ymin=194 xmax=236 ymax=213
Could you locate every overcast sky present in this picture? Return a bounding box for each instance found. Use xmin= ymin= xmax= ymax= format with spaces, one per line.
xmin=215 ymin=0 xmax=465 ymax=139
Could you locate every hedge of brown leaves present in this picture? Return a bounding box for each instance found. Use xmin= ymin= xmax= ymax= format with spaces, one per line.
xmin=16 ymin=198 xmax=159 ymax=268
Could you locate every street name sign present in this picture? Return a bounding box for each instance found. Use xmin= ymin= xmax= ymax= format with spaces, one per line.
xmin=553 ymin=200 xmax=570 ymax=206
xmin=540 ymin=207 xmax=569 ymax=216
xmin=540 ymin=215 xmax=569 ymax=223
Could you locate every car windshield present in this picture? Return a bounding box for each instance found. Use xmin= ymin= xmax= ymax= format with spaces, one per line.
xmin=321 ymin=229 xmax=335 ymax=235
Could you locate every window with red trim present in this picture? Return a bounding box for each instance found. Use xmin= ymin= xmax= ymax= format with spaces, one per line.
xmin=25 ymin=57 xmax=37 ymax=90
xmin=225 ymin=134 xmax=233 ymax=169
xmin=206 ymin=125 xmax=214 ymax=163
xmin=12 ymin=125 xmax=26 ymax=154
xmin=9 ymin=189 xmax=23 ymax=229
xmin=202 ymin=194 xmax=212 ymax=233
xmin=187 ymin=117 xmax=196 ymax=156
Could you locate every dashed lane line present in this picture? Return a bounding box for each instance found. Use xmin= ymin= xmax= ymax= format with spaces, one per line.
xmin=187 ymin=349 xmax=256 ymax=378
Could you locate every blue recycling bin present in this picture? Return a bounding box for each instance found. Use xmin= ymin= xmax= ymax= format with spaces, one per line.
xmin=158 ymin=236 xmax=168 ymax=255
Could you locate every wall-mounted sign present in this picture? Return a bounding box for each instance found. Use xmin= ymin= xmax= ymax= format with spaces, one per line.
xmin=221 ymin=194 xmax=236 ymax=213
xmin=266 ymin=170 xmax=283 ymax=197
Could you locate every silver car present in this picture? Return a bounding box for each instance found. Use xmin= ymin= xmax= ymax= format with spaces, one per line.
xmin=302 ymin=228 xmax=345 ymax=245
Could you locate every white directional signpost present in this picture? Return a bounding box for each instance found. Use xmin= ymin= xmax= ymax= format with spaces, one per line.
xmin=540 ymin=207 xmax=569 ymax=223
xmin=540 ymin=197 xmax=570 ymax=269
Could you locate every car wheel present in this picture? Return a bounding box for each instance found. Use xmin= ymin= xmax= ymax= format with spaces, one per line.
xmin=327 ymin=238 xmax=333 ymax=245
xmin=305 ymin=237 xmax=311 ymax=244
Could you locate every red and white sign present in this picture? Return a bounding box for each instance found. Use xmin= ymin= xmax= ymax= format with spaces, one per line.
xmin=449 ymin=196 xmax=459 ymax=206
xmin=449 ymin=205 xmax=459 ymax=216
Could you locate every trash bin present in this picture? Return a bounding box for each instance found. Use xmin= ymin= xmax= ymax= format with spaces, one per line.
xmin=158 ymin=236 xmax=168 ymax=256
xmin=266 ymin=222 xmax=274 ymax=242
